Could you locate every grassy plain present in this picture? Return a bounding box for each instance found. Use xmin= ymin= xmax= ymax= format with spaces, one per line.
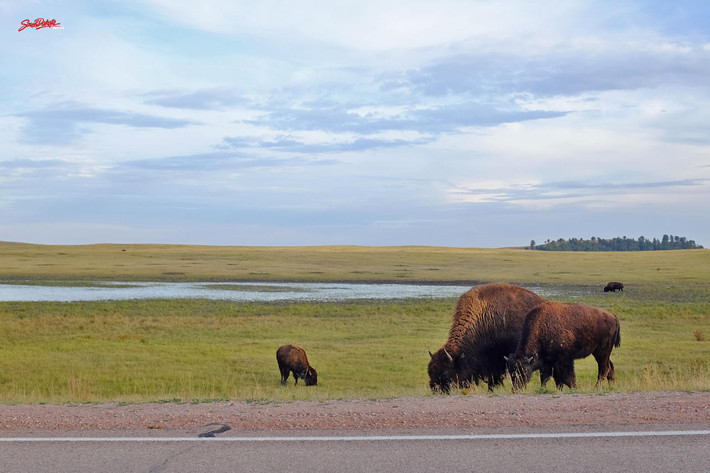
xmin=0 ymin=242 xmax=708 ymax=403
xmin=1 ymin=241 xmax=709 ymax=284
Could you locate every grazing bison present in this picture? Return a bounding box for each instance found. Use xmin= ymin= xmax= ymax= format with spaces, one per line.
xmin=276 ymin=345 xmax=318 ymax=386
xmin=505 ymin=301 xmax=621 ymax=391
xmin=604 ymin=282 xmax=624 ymax=292
xmin=427 ymin=283 xmax=546 ymax=393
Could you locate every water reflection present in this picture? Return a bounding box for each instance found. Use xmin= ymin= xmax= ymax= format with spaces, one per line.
xmin=0 ymin=281 xmax=478 ymax=302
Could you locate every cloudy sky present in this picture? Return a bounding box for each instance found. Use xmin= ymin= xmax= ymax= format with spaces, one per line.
xmin=2 ymin=1 xmax=709 ymax=247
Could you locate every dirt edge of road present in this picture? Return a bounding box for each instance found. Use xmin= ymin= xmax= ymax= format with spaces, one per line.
xmin=1 ymin=391 xmax=708 ymax=432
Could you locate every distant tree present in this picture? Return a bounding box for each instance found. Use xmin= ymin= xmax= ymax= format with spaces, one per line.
xmin=532 ymin=235 xmax=703 ymax=251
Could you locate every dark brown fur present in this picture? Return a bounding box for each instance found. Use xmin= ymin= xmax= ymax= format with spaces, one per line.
xmin=276 ymin=345 xmax=318 ymax=386
xmin=505 ymin=301 xmax=621 ymax=390
xmin=427 ymin=283 xmax=546 ymax=393
xmin=604 ymin=282 xmax=624 ymax=292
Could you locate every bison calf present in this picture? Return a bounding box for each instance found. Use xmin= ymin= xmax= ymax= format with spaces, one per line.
xmin=505 ymin=301 xmax=621 ymax=391
xmin=604 ymin=282 xmax=624 ymax=292
xmin=276 ymin=345 xmax=317 ymax=386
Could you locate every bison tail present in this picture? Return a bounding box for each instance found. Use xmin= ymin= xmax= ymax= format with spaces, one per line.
xmin=614 ymin=327 xmax=621 ymax=348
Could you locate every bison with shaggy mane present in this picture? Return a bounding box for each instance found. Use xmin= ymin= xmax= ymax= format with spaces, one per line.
xmin=427 ymin=283 xmax=545 ymax=393
xmin=505 ymin=301 xmax=621 ymax=391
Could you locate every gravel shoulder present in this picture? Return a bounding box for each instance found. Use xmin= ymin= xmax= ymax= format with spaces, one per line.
xmin=1 ymin=391 xmax=708 ymax=432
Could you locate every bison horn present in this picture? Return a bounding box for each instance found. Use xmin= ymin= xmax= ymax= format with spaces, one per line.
xmin=429 ymin=351 xmax=433 ymax=359
xmin=444 ymin=349 xmax=453 ymax=363
xmin=526 ymin=356 xmax=534 ymax=364
xmin=503 ymin=355 xmax=509 ymax=362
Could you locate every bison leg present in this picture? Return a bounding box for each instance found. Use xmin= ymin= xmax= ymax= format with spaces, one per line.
xmin=295 ymin=370 xmax=309 ymax=385
xmin=486 ymin=373 xmax=505 ymax=392
xmin=593 ymin=345 xmax=616 ymax=386
xmin=539 ymin=364 xmax=553 ymax=387
xmin=278 ymin=364 xmax=290 ymax=385
xmin=565 ymin=371 xmax=577 ymax=389
xmin=607 ymin=360 xmax=615 ymax=382
xmin=595 ymin=358 xmax=610 ymax=386
xmin=553 ymin=360 xmax=576 ymax=390
xmin=595 ymin=356 xmax=615 ymax=386
xmin=485 ymin=378 xmax=495 ymax=393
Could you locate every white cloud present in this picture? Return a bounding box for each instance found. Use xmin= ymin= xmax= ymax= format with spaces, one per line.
xmin=138 ymin=0 xmax=594 ymax=52
xmin=1 ymin=0 xmax=709 ymax=247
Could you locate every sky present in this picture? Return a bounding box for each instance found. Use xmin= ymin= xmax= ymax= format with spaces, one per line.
xmin=1 ymin=1 xmax=709 ymax=248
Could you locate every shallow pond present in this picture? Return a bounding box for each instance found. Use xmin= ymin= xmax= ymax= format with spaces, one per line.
xmin=0 ymin=281 xmax=469 ymax=303
xmin=0 ymin=281 xmax=584 ymax=303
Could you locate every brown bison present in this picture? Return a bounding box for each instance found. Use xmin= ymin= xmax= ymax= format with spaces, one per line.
xmin=276 ymin=345 xmax=318 ymax=386
xmin=427 ymin=283 xmax=546 ymax=393
xmin=604 ymin=282 xmax=624 ymax=292
xmin=505 ymin=301 xmax=621 ymax=391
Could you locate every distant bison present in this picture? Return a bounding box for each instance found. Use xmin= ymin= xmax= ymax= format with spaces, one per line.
xmin=276 ymin=345 xmax=318 ymax=386
xmin=428 ymin=283 xmax=546 ymax=393
xmin=604 ymin=282 xmax=624 ymax=292
xmin=505 ymin=301 xmax=621 ymax=390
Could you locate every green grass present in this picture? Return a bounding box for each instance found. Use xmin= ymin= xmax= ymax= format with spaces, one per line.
xmin=1 ymin=241 xmax=709 ymax=285
xmin=0 ymin=243 xmax=708 ymax=403
xmin=0 ymin=284 xmax=707 ymax=403
xmin=0 ymin=299 xmax=451 ymax=403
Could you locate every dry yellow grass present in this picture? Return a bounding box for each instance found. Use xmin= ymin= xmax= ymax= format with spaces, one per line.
xmin=1 ymin=241 xmax=708 ymax=285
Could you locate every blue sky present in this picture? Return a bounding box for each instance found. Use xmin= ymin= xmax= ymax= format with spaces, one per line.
xmin=2 ymin=1 xmax=709 ymax=247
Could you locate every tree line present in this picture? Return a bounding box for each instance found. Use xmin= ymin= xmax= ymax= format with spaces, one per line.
xmin=529 ymin=235 xmax=703 ymax=251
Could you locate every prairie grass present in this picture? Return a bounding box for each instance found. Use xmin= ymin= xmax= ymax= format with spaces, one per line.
xmin=1 ymin=242 xmax=709 ymax=285
xmin=0 ymin=299 xmax=445 ymax=403
xmin=0 ymin=243 xmax=708 ymax=403
xmin=0 ymin=284 xmax=707 ymax=403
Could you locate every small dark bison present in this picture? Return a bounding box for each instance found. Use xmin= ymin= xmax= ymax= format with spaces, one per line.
xmin=505 ymin=301 xmax=621 ymax=391
xmin=428 ymin=283 xmax=546 ymax=393
xmin=276 ymin=344 xmax=318 ymax=386
xmin=604 ymin=281 xmax=624 ymax=292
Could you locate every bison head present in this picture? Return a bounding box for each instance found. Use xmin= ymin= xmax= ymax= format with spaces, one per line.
xmin=504 ymin=353 xmax=536 ymax=391
xmin=304 ymin=367 xmax=318 ymax=386
xmin=428 ymin=348 xmax=472 ymax=394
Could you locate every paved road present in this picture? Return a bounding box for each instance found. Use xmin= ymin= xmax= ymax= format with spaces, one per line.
xmin=1 ymin=426 xmax=708 ymax=473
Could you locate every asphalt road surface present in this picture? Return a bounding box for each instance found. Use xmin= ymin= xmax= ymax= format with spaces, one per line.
xmin=1 ymin=425 xmax=709 ymax=473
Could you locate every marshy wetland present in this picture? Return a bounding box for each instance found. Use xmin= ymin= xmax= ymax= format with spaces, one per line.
xmin=0 ymin=242 xmax=707 ymax=404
